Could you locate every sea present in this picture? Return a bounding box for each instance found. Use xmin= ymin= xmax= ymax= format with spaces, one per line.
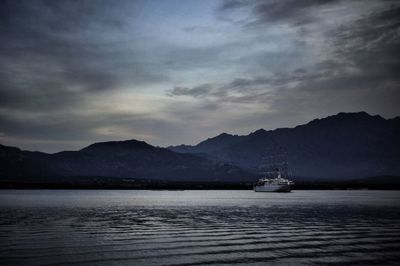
xmin=1 ymin=190 xmax=400 ymax=266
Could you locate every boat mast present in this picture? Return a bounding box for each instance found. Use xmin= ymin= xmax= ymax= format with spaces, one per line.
xmin=259 ymin=152 xmax=289 ymax=179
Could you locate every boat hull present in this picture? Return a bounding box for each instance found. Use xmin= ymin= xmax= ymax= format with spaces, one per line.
xmin=253 ymin=184 xmax=292 ymax=192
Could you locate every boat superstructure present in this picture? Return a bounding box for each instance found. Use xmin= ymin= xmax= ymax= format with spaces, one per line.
xmin=253 ymin=154 xmax=295 ymax=192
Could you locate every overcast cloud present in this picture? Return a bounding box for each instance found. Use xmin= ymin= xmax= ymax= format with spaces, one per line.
xmin=0 ymin=0 xmax=399 ymax=152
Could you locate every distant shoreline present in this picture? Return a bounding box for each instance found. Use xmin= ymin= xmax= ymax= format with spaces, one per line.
xmin=1 ymin=179 xmax=400 ymax=190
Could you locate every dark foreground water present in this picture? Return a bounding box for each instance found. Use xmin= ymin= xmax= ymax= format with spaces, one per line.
xmin=1 ymin=190 xmax=400 ymax=266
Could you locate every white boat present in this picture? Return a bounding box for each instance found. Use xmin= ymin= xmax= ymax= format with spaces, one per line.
xmin=253 ymin=154 xmax=294 ymax=192
xmin=253 ymin=172 xmax=294 ymax=192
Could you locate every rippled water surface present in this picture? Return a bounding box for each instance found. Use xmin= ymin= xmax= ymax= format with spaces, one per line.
xmin=1 ymin=190 xmax=400 ymax=266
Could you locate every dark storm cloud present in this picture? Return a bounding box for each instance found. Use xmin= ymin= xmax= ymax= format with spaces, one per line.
xmin=215 ymin=0 xmax=400 ymax=95
xmin=219 ymin=0 xmax=339 ymax=26
xmin=333 ymin=4 xmax=400 ymax=52
xmin=254 ymin=0 xmax=338 ymax=25
xmin=323 ymin=4 xmax=400 ymax=101
xmin=0 ymin=0 xmax=167 ymax=111
xmin=332 ymin=5 xmax=400 ymax=77
xmin=165 ymin=0 xmax=400 ymax=136
xmin=0 ymin=0 xmax=126 ymax=33
xmin=168 ymin=84 xmax=213 ymax=97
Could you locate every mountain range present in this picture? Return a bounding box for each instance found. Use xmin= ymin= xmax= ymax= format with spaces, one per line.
xmin=170 ymin=112 xmax=400 ymax=180
xmin=0 ymin=112 xmax=399 ymax=187
xmin=0 ymin=140 xmax=250 ymax=185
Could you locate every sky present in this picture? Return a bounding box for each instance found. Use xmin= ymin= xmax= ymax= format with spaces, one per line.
xmin=0 ymin=0 xmax=399 ymax=152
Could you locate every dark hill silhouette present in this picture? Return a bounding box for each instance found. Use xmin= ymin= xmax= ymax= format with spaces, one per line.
xmin=169 ymin=112 xmax=400 ymax=180
xmin=80 ymin=139 xmax=154 ymax=153
xmin=0 ymin=141 xmax=253 ymax=184
xmin=1 ymin=112 xmax=399 ymax=186
xmin=177 ymin=133 xmax=246 ymax=155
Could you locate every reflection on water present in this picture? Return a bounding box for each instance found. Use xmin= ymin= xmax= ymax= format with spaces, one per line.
xmin=1 ymin=190 xmax=400 ymax=265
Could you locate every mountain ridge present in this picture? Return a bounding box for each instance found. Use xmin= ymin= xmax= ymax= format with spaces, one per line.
xmin=1 ymin=112 xmax=399 ymax=184
xmin=0 ymin=140 xmax=253 ymax=184
xmin=169 ymin=112 xmax=400 ymax=180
